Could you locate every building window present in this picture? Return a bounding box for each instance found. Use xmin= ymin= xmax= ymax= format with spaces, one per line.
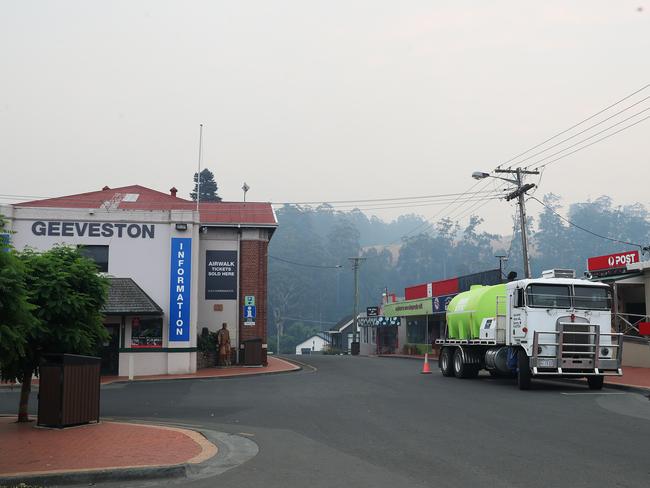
xmin=78 ymin=245 xmax=109 ymax=272
xmin=131 ymin=317 xmax=163 ymax=348
xmin=407 ymin=316 xmax=427 ymax=343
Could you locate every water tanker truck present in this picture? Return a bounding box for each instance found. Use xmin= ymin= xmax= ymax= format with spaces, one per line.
xmin=435 ymin=269 xmax=623 ymax=390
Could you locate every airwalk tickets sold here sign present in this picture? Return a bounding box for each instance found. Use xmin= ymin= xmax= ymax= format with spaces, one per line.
xmin=169 ymin=238 xmax=192 ymax=342
xmin=205 ymin=250 xmax=237 ymax=300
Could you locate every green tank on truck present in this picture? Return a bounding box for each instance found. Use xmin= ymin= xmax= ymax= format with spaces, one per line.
xmin=446 ymin=284 xmax=506 ymax=339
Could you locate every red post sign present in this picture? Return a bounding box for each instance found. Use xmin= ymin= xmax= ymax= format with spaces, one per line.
xmin=587 ymin=250 xmax=640 ymax=272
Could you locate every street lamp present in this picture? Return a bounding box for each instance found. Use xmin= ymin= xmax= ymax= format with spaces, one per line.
xmin=472 ymin=168 xmax=538 ymax=279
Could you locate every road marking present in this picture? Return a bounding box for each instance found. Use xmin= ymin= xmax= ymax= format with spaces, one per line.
xmin=237 ymin=432 xmax=255 ymax=437
xmin=561 ymin=392 xmax=627 ymax=396
xmin=277 ymin=356 xmax=318 ymax=372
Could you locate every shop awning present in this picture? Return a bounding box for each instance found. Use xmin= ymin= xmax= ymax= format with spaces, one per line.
xmin=102 ymin=278 xmax=163 ymax=316
xmin=358 ymin=316 xmax=400 ymax=327
xmin=592 ymin=272 xmax=643 ymax=284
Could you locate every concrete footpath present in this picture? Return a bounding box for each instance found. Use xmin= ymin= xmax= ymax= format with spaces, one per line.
xmin=0 ymin=418 xmax=217 ymax=485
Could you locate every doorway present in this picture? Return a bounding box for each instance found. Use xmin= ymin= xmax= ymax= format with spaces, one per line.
xmin=378 ymin=327 xmax=398 ymax=354
xmin=100 ymin=325 xmax=120 ymax=375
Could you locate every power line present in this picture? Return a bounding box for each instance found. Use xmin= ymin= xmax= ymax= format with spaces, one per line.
xmin=273 ymin=189 xmax=500 ymax=206
xmin=447 ymin=179 xmax=511 ymax=221
xmin=0 ymin=189 xmax=497 ymax=205
xmin=287 ymin=195 xmax=505 ymax=213
xmin=394 ymin=179 xmax=487 ymax=241
xmin=529 ymin=196 xmax=643 ymax=249
xmin=518 ymin=96 xmax=650 ymax=168
xmin=497 ymin=82 xmax=650 ymax=169
xmin=281 ymin=316 xmax=338 ymax=325
xmin=529 ymin=114 xmax=650 ymax=170
xmin=269 ymin=255 xmax=344 ymax=269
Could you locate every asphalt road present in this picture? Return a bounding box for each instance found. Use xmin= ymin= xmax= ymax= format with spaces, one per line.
xmin=3 ymin=355 xmax=650 ymax=487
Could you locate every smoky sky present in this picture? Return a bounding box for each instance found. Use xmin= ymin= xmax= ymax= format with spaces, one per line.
xmin=1 ymin=1 xmax=649 ymax=235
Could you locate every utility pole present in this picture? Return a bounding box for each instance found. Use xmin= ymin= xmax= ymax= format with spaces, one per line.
xmin=348 ymin=257 xmax=366 ymax=355
xmin=495 ymin=253 xmax=508 ymax=281
xmin=495 ymin=167 xmax=538 ymax=279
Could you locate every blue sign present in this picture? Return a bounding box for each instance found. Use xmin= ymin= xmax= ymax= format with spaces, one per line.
xmin=433 ymin=294 xmax=455 ymax=313
xmin=244 ymin=305 xmax=256 ymax=320
xmin=169 ymin=237 xmax=192 ymax=342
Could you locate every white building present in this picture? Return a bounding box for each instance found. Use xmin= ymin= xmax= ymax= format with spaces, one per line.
xmin=0 ymin=184 xmax=277 ymax=376
xmin=295 ymin=334 xmax=330 ymax=355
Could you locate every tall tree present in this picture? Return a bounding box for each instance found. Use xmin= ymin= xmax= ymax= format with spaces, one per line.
xmin=11 ymin=247 xmax=109 ymax=422
xmin=532 ymin=193 xmax=571 ymax=273
xmin=0 ymin=223 xmax=39 ymax=401
xmin=190 ymin=168 xmax=222 ymax=202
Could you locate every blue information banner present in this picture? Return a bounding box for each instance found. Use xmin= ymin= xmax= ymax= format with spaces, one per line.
xmin=169 ymin=237 xmax=192 ymax=342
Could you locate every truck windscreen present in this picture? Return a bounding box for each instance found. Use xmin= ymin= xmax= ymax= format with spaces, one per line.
xmin=574 ymin=286 xmax=610 ymax=310
xmin=526 ymin=284 xmax=571 ymax=309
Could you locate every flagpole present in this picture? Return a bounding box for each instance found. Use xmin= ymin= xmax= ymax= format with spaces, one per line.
xmin=196 ymin=124 xmax=203 ymax=213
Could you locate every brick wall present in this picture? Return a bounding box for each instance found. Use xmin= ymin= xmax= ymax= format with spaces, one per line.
xmin=239 ymin=239 xmax=268 ymax=345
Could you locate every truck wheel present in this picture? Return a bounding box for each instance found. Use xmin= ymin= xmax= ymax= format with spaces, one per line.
xmin=587 ymin=376 xmax=604 ymax=390
xmin=440 ymin=348 xmax=454 ymax=377
xmin=517 ymin=349 xmax=532 ymax=390
xmin=453 ymin=348 xmax=472 ymax=379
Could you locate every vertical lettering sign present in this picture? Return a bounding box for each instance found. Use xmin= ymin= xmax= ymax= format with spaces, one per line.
xmin=205 ymin=250 xmax=238 ymax=300
xmin=169 ymin=238 xmax=192 ymax=342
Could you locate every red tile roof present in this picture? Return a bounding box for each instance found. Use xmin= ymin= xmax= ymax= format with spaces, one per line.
xmin=15 ymin=185 xmax=277 ymax=226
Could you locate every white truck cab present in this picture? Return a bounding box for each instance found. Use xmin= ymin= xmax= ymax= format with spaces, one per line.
xmin=505 ymin=270 xmax=622 ymax=381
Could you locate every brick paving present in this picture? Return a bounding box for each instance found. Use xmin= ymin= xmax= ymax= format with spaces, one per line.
xmin=605 ymin=366 xmax=650 ymax=389
xmin=0 ymin=418 xmax=216 ymax=477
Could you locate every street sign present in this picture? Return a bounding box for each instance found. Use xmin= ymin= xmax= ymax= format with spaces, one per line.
xmin=243 ymin=304 xmax=256 ymax=327
xmin=366 ymin=306 xmax=379 ymax=317
xmin=244 ymin=305 xmax=256 ymax=319
xmin=244 ymin=295 xmax=255 ymax=306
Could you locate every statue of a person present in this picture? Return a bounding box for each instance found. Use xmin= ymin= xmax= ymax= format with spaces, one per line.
xmin=216 ymin=323 xmax=231 ymax=366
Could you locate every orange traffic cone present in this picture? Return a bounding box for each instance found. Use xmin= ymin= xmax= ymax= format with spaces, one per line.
xmin=421 ymin=353 xmax=432 ymax=374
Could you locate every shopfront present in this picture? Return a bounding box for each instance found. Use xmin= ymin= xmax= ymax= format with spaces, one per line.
xmin=381 ymin=269 xmax=502 ymax=356
xmin=382 ymin=298 xmax=432 ymax=354
xmin=588 ymin=250 xmax=650 ymax=367
xmin=359 ymin=315 xmax=400 ymax=355
xmin=1 ymin=184 xmax=277 ymax=375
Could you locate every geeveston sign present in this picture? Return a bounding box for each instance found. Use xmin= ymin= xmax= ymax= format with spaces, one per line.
xmin=31 ymin=221 xmax=155 ymax=239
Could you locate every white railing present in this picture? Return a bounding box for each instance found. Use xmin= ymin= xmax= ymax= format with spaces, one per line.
xmin=614 ymin=312 xmax=649 ymax=335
